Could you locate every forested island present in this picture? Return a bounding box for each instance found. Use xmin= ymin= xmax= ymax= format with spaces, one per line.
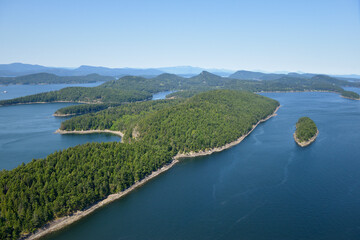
xmin=340 ymin=90 xmax=360 ymax=100
xmin=53 ymin=103 xmax=122 ymax=117
xmin=1 ymin=72 xmax=359 ymax=117
xmin=0 ymin=90 xmax=279 ymax=239
xmin=0 ymin=73 xmax=114 ymax=85
xmin=294 ymin=117 xmax=319 ymax=147
xmin=0 ymin=87 xmax=151 ymax=106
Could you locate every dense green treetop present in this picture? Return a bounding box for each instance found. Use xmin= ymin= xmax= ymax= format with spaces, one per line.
xmin=54 ymin=103 xmax=123 ymax=116
xmin=136 ymin=90 xmax=279 ymax=153
xmin=61 ymin=90 xmax=279 ymax=152
xmin=60 ymin=99 xmax=182 ymax=135
xmin=0 ymin=87 xmax=152 ymax=106
xmin=0 ymin=142 xmax=172 ymax=239
xmin=295 ymin=117 xmax=318 ymax=142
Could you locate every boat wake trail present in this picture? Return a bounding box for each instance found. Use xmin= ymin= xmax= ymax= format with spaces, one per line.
xmin=277 ymin=151 xmax=295 ymax=187
xmin=217 ymin=201 xmax=267 ymax=240
xmin=252 ymin=127 xmax=264 ymax=145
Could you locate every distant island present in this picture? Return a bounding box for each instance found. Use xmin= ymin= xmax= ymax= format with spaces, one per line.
xmin=340 ymin=90 xmax=360 ymax=100
xmin=294 ymin=117 xmax=319 ymax=147
xmin=1 ymin=71 xmax=359 ymax=117
xmin=0 ymin=73 xmax=114 ymax=85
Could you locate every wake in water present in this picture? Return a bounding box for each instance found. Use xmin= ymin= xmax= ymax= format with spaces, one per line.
xmin=251 ymin=126 xmax=265 ymax=145
xmin=276 ymin=151 xmax=295 ymax=187
xmin=217 ymin=201 xmax=267 ymax=240
xmin=216 ymin=152 xmax=295 ymax=206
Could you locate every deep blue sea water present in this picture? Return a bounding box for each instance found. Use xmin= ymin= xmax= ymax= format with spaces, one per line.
xmin=42 ymin=90 xmax=360 ymax=240
xmin=0 ymin=82 xmax=118 ymax=170
xmin=1 ymin=86 xmax=360 ymax=239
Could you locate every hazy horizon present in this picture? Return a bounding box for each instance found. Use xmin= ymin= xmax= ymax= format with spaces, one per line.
xmin=2 ymin=62 xmax=360 ymax=77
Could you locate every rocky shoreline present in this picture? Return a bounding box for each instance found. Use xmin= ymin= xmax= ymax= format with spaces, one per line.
xmin=24 ymin=106 xmax=280 ymax=240
xmin=293 ymin=130 xmax=319 ymax=147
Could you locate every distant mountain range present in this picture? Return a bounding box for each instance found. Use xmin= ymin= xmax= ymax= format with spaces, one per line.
xmin=229 ymin=70 xmax=288 ymax=80
xmin=0 ymin=63 xmax=234 ymax=78
xmin=0 ymin=63 xmax=164 ymax=77
xmin=0 ymin=63 xmax=359 ymax=81
xmin=229 ymin=70 xmax=360 ymax=81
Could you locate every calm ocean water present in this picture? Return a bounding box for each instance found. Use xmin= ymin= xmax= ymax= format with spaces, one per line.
xmin=1 ymin=85 xmax=360 ymax=239
xmin=0 ymin=82 xmax=104 ymax=100
xmin=0 ymin=82 xmax=119 ymax=170
xmin=45 ymin=90 xmax=360 ymax=240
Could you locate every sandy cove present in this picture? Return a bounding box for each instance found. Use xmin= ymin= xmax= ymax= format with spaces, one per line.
xmin=293 ymin=130 xmax=319 ymax=147
xmin=24 ymin=105 xmax=280 ymax=240
xmin=55 ymin=129 xmax=124 ymax=139
xmin=53 ymin=113 xmax=77 ymax=117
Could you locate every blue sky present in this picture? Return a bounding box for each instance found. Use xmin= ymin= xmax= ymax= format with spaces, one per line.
xmin=0 ymin=0 xmax=359 ymax=74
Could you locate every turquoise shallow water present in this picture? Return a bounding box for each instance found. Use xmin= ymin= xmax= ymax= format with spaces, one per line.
xmin=41 ymin=90 xmax=360 ymax=240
